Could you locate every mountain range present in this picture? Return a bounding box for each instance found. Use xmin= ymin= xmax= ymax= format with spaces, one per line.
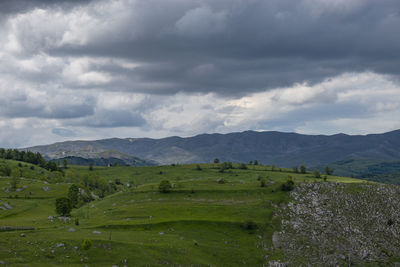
xmin=25 ymin=129 xmax=400 ymax=169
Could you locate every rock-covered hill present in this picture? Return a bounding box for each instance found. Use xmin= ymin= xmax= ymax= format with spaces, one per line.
xmin=25 ymin=130 xmax=400 ymax=167
xmin=275 ymin=182 xmax=400 ymax=266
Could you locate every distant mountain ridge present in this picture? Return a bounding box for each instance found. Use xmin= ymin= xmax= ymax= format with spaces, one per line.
xmin=24 ymin=130 xmax=400 ymax=168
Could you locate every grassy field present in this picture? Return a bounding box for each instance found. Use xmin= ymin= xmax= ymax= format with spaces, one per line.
xmin=0 ymin=162 xmax=368 ymax=266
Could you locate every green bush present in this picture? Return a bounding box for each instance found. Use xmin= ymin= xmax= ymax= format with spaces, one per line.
xmin=260 ymin=178 xmax=266 ymax=187
xmin=281 ymin=179 xmax=295 ymax=192
xmin=241 ymin=219 xmax=257 ymax=230
xmin=159 ymin=180 xmax=172 ymax=193
xmin=81 ymin=239 xmax=92 ymax=250
xmin=238 ymin=163 xmax=248 ymax=170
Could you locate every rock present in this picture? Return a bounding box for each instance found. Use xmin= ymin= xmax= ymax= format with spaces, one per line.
xmin=20 ymin=233 xmax=25 ymax=237
xmin=4 ymin=203 xmax=12 ymax=209
xmin=68 ymin=228 xmax=76 ymax=232
xmin=0 ymin=260 xmax=5 ymax=265
xmin=92 ymin=230 xmax=101 ymax=234
xmin=56 ymin=243 xmax=65 ymax=248
xmin=42 ymin=187 xmax=51 ymax=191
xmin=158 ymin=232 xmax=164 ymax=235
xmin=48 ymin=216 xmax=54 ymax=220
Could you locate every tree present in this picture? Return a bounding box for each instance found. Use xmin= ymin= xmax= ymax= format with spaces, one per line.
xmin=214 ymin=158 xmax=220 ymax=164
xmin=68 ymin=184 xmax=79 ymax=208
xmin=249 ymin=160 xmax=253 ymax=165
xmin=159 ymin=180 xmax=172 ymax=193
xmin=63 ymin=159 xmax=68 ymax=169
xmin=55 ymin=197 xmax=72 ymax=216
xmin=313 ymin=169 xmax=321 ymax=178
xmin=89 ymin=162 xmax=94 ymax=171
xmin=293 ymin=166 xmax=299 ymax=173
xmin=271 ymin=165 xmax=276 ymax=171
xmin=300 ymin=164 xmax=307 ymax=174
xmin=196 ymin=164 xmax=202 ymax=171
xmin=254 ymin=160 xmax=258 ymax=165
xmin=325 ymin=166 xmax=333 ymax=175
xmin=11 ymin=176 xmax=20 ymax=191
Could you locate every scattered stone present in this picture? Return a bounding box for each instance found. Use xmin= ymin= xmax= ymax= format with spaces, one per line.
xmin=90 ymin=192 xmax=99 ymax=199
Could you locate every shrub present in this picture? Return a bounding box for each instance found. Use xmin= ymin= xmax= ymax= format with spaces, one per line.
xmin=281 ymin=179 xmax=295 ymax=192
xmin=159 ymin=180 xmax=172 ymax=193
xmin=260 ymin=178 xmax=266 ymax=187
xmin=196 ymin=164 xmax=202 ymax=171
xmin=75 ymin=218 xmax=80 ymax=226
xmin=238 ymin=163 xmax=248 ymax=170
xmin=241 ymin=219 xmax=257 ymax=230
xmin=81 ymin=239 xmax=92 ymax=250
xmin=214 ymin=158 xmax=220 ymax=164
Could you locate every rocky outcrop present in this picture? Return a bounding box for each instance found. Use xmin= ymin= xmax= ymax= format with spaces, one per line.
xmin=276 ymin=182 xmax=400 ymax=266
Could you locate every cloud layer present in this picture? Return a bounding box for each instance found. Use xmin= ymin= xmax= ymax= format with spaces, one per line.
xmin=0 ymin=0 xmax=399 ymax=147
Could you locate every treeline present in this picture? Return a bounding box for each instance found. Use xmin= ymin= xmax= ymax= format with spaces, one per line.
xmin=0 ymin=148 xmax=61 ymax=172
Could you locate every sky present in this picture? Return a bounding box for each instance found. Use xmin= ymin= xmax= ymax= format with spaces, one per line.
xmin=0 ymin=0 xmax=400 ymax=148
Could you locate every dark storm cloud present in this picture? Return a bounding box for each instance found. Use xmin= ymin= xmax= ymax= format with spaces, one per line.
xmin=0 ymin=95 xmax=95 ymax=119
xmin=68 ymin=109 xmax=147 ymax=128
xmin=43 ymin=0 xmax=400 ymax=95
xmin=0 ymin=0 xmax=92 ymax=16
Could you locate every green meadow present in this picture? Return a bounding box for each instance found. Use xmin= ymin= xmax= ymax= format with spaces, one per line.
xmin=0 ymin=162 xmax=366 ymax=266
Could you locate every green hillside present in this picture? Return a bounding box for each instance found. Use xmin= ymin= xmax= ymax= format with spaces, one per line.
xmin=0 ymin=161 xmax=371 ymax=266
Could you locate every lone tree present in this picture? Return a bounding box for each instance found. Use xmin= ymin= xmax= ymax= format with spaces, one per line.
xmin=254 ymin=160 xmax=258 ymax=165
xmin=293 ymin=166 xmax=299 ymax=173
xmin=68 ymin=184 xmax=79 ymax=208
xmin=213 ymin=158 xmax=220 ymax=164
xmin=325 ymin=166 xmax=334 ymax=175
xmin=260 ymin=178 xmax=266 ymax=187
xmin=63 ymin=158 xmax=68 ymax=169
xmin=89 ymin=161 xmax=94 ymax=171
xmin=55 ymin=197 xmax=72 ymax=216
xmin=313 ymin=169 xmax=321 ymax=178
xmin=159 ymin=180 xmax=172 ymax=193
xmin=300 ymin=164 xmax=307 ymax=174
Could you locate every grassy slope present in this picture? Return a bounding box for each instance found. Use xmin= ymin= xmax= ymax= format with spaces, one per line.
xmin=0 ymin=162 xmax=366 ymax=266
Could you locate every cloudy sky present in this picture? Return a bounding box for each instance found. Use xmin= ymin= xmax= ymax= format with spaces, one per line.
xmin=1 ymin=0 xmax=400 ymax=148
